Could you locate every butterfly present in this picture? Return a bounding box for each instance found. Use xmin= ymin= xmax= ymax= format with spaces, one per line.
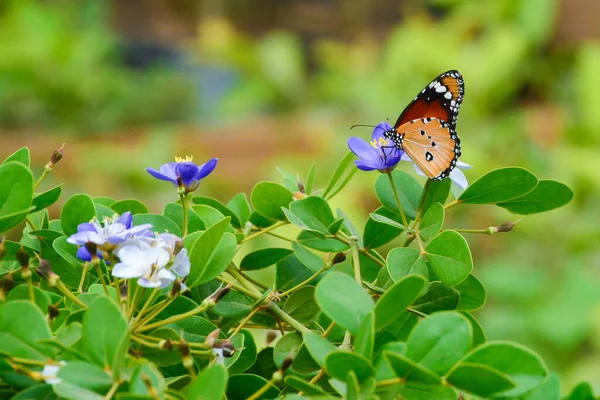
xmin=382 ymin=70 xmax=465 ymax=181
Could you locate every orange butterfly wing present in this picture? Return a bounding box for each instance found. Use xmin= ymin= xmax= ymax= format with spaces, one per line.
xmin=398 ymin=118 xmax=461 ymax=180
xmin=394 ymin=70 xmax=464 ymax=129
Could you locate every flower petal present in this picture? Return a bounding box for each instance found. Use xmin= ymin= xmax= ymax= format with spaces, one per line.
xmin=159 ymin=162 xmax=179 ymax=179
xmin=456 ymin=160 xmax=472 ymax=169
xmin=118 ymin=212 xmax=133 ymax=229
xmin=137 ymin=278 xmax=163 ymax=288
xmin=112 ymin=262 xmax=144 ymax=278
xmin=77 ymin=222 xmax=97 ymax=233
xmin=449 ymin=168 xmax=469 ymax=189
xmin=348 ymin=137 xmax=377 ymax=160
xmin=171 ymin=249 xmax=190 ymax=277
xmin=146 ymin=168 xmax=177 ymax=184
xmin=354 ymin=160 xmax=380 ymax=171
xmin=67 ymin=230 xmax=104 ymax=245
xmin=195 ymin=158 xmax=218 ymax=180
xmin=177 ymin=162 xmax=201 ymax=186
xmin=76 ymin=246 xmax=92 ymax=261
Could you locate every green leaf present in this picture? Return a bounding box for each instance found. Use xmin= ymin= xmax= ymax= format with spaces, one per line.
xmin=229 ymin=330 xmax=257 ymax=374
xmin=10 ymin=384 xmax=56 ymax=400
xmin=6 ymin=285 xmax=51 ymax=313
xmin=95 ymin=204 xmax=115 ymax=220
xmin=248 ymin=211 xmax=276 ymax=228
xmin=93 ymin=197 xmax=115 ymax=207
xmin=213 ymin=290 xmax=252 ymax=317
xmin=227 ymin=193 xmax=251 ymax=226
xmin=458 ymin=167 xmax=538 ymax=204
xmin=405 ymin=312 xmax=472 ymax=376
xmin=323 ymin=151 xmax=356 ymax=199
xmin=419 ymin=203 xmax=444 ymax=242
xmin=412 ymin=282 xmax=460 ymax=314
xmin=399 ymin=382 xmax=457 ymax=400
xmin=110 ymin=199 xmax=148 ymax=215
xmin=298 ymin=231 xmax=349 ymax=252
xmin=384 ymin=352 xmax=441 ymax=384
xmin=60 ymin=194 xmax=96 ymax=237
xmin=0 ymin=300 xmax=52 ymax=360
xmin=240 ymin=248 xmax=293 ymax=271
xmin=455 ymin=274 xmax=486 ymax=311
xmin=327 ymin=217 xmax=345 ymax=234
xmin=292 ymin=241 xmax=324 ymax=272
xmin=163 ymin=203 xmax=204 ymax=233
xmin=375 ymin=170 xmax=422 ymax=219
xmin=315 ymin=272 xmax=375 ymax=334
xmin=193 ymin=196 xmax=241 ymax=228
xmin=387 ymin=248 xmax=428 ymax=288
xmin=226 ymin=374 xmax=280 ymax=399
xmin=448 ymin=341 xmax=548 ymax=397
xmin=186 ymin=363 xmax=227 ymax=399
xmin=3 ymin=147 xmax=30 ymax=167
xmin=303 ymin=331 xmax=337 ymax=368
xmin=364 ymin=208 xmax=406 ymax=249
xmin=282 ymin=208 xmax=324 ymax=238
xmin=31 ymin=185 xmax=62 ymax=213
xmin=420 ymin=179 xmax=451 ymax=213
xmin=325 ymin=351 xmax=375 ymax=382
xmin=354 ymin=312 xmax=374 ymax=360
xmin=133 ymin=213 xmax=181 ymax=236
xmin=53 ymin=382 xmax=104 ymax=400
xmin=0 ymin=162 xmax=34 ymax=233
xmin=565 ymin=381 xmax=593 ymax=400
xmin=289 ymin=196 xmax=335 ymax=233
xmin=497 ymin=180 xmax=574 ymax=214
xmin=446 ymin=363 xmax=515 ymax=397
xmin=81 ymin=297 xmax=128 ymax=369
xmin=425 ymin=230 xmax=472 ymax=286
xmin=57 ymin=361 xmax=112 ymax=393
xmin=192 ymin=205 xmax=232 ymax=233
xmin=276 ymin=254 xmax=314 ymax=292
xmin=251 ymin=182 xmax=293 ymax=220
xmin=374 ymin=275 xmax=426 ymax=331
xmin=523 ymin=372 xmax=560 ymax=400
xmin=283 ymin=286 xmax=320 ymax=324
xmin=285 ymin=376 xmax=328 ymax=396
xmin=51 ymin=237 xmax=84 ymax=289
xmin=461 ymin=312 xmax=486 ymax=347
xmin=188 ymin=221 xmax=235 ymax=286
xmin=274 ymin=331 xmax=303 ymax=369
xmin=130 ymin=363 xmax=165 ymax=397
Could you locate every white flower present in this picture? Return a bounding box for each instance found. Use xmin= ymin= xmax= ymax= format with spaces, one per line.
xmin=400 ymin=153 xmax=472 ymax=189
xmin=112 ymin=234 xmax=190 ymax=289
xmin=41 ymin=361 xmax=65 ymax=385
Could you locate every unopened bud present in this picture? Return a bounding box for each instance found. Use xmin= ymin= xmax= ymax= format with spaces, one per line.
xmin=141 ymin=375 xmax=160 ymax=398
xmin=293 ymin=191 xmax=308 ymax=200
xmin=209 ymin=284 xmax=231 ymax=304
xmin=48 ymin=143 xmax=65 ymax=168
xmin=21 ymin=266 xmax=32 ymax=280
xmin=170 ymin=280 xmax=182 ymax=298
xmin=495 ymin=219 xmax=520 ymax=233
xmin=0 ymin=272 xmax=14 ymax=300
xmin=297 ymin=175 xmax=306 ymax=194
xmin=173 ymin=240 xmax=185 ymax=255
xmin=48 ymin=303 xmax=60 ymax=321
xmin=205 ymin=329 xmax=220 ymax=348
xmin=120 ymin=283 xmax=128 ymax=299
xmin=265 ymin=330 xmax=277 ymax=346
xmin=0 ymin=238 xmax=6 ymax=261
xmin=36 ymin=260 xmax=58 ymax=286
xmin=332 ymin=252 xmax=346 ymax=265
xmin=84 ymin=242 xmax=98 ymax=260
xmin=178 ymin=336 xmax=190 ymax=358
xmin=281 ymin=353 xmax=294 ymax=372
xmin=272 ymin=370 xmax=284 ymax=383
xmin=16 ymin=247 xmax=30 ymax=269
xmin=160 ymin=339 xmax=173 ymax=351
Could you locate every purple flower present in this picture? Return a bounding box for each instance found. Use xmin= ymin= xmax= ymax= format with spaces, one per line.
xmin=67 ymin=212 xmax=152 ymax=261
xmin=146 ymin=156 xmax=218 ymax=193
xmin=347 ymin=122 xmax=403 ymax=173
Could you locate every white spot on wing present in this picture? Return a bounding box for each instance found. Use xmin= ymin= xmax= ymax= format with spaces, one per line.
xmin=444 ymin=91 xmax=452 ymax=99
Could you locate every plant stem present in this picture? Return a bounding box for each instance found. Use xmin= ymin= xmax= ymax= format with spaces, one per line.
xmin=280 ymin=265 xmax=328 ymax=297
xmin=93 ymin=261 xmax=110 ymax=297
xmin=247 ymin=377 xmax=277 ymax=400
xmin=350 ymin=240 xmax=362 ymax=284
xmin=77 ymin=262 xmax=88 ymax=293
xmin=33 ymin=170 xmax=50 ymax=191
xmin=104 ymin=381 xmax=120 ymax=400
xmin=56 ymin=280 xmax=87 ymax=309
xmin=376 ymin=377 xmax=405 ymax=387
xmin=25 ymin=275 xmax=35 ymax=303
xmin=299 ymin=369 xmax=326 ymax=395
xmin=237 ymin=269 xmax=268 ymax=290
xmin=386 ymin=172 xmax=409 ymax=226
xmin=322 ymin=322 xmax=336 ymax=337
xmin=180 ymin=193 xmax=189 ymax=237
xmin=444 ymin=199 xmax=461 ymax=210
xmin=215 ymin=275 xmax=261 ymax=300
xmin=407 ymin=307 xmax=428 ymax=318
xmin=226 ymin=265 xmax=263 ymax=297
xmin=132 ymin=294 xmax=172 ymax=330
xmin=266 ymin=301 xmax=309 ymax=334
xmin=454 ymin=228 xmax=494 ymax=235
xmin=229 ymin=306 xmax=263 ymax=339
xmin=128 ymin=286 xmax=144 ymax=320
xmin=136 ymin=302 xmax=212 ymax=333
xmin=334 ymin=235 xmax=385 ymax=267
xmin=265 ymin=231 xmax=293 ymax=242
xmin=240 ymin=221 xmax=288 ymax=243
xmin=132 ymin=289 xmax=160 ymax=325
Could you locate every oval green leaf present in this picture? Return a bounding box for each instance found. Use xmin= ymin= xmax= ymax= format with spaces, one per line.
xmin=458 ymin=167 xmax=538 ymax=204
xmin=240 ymin=248 xmax=293 ymax=271
xmin=497 ymin=180 xmax=574 ymax=214
xmin=251 ymin=182 xmax=293 ymax=220
xmin=60 ymin=194 xmax=96 ymax=237
xmin=426 ymin=230 xmax=472 ymax=286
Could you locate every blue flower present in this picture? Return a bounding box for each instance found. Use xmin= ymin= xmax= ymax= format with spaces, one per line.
xmin=67 ymin=212 xmax=152 ymax=261
xmin=146 ymin=156 xmax=218 ymax=193
xmin=347 ymin=122 xmax=403 ymax=173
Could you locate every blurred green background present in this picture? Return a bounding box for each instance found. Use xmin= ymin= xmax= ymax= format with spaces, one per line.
xmin=1 ymin=0 xmax=599 ymax=391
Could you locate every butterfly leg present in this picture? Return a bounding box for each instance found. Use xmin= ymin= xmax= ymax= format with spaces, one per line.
xmin=380 ymin=145 xmax=399 ymax=164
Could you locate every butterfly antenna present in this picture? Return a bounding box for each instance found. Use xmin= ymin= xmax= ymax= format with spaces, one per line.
xmin=350 ymin=124 xmax=378 ymax=130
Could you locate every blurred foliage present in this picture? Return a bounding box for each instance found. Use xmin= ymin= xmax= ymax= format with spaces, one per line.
xmin=0 ymin=0 xmax=194 ymax=134
xmin=1 ymin=0 xmax=600 ymax=392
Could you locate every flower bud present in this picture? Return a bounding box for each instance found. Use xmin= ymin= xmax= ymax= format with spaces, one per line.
xmin=332 ymin=252 xmax=346 ymax=265
xmin=297 ymin=175 xmax=306 ymax=194
xmin=49 ymin=144 xmax=65 ymax=168
xmin=213 ymin=340 xmax=235 ymax=358
xmin=36 ymin=259 xmax=58 ymax=286
xmin=160 ymin=339 xmax=173 ymax=351
xmin=495 ymin=220 xmax=520 ymax=233
xmin=265 ymin=330 xmax=277 ymax=347
xmin=169 ymin=279 xmax=182 ymax=298
xmin=0 ymin=237 xmax=6 ymax=261
xmin=173 ymin=240 xmax=185 ymax=256
xmin=293 ymin=191 xmax=307 ymax=200
xmin=48 ymin=303 xmax=60 ymax=321
xmin=120 ymin=283 xmax=128 ymax=299
xmin=178 ymin=336 xmax=190 ymax=358
xmin=0 ymin=272 xmax=14 ymax=300
xmin=205 ymin=329 xmax=220 ymax=348
xmin=280 ymin=353 xmax=294 ymax=372
xmin=16 ymin=247 xmax=30 ymax=269
xmin=208 ymin=284 xmax=231 ymax=304
xmin=84 ymin=242 xmax=98 ymax=261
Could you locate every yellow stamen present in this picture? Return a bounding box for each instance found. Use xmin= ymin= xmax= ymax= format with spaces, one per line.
xmin=175 ymin=155 xmax=194 ymax=163
xmin=370 ymin=137 xmax=389 ymax=149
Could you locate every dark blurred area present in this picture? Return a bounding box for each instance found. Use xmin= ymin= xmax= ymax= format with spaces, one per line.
xmin=1 ymin=0 xmax=599 ymax=390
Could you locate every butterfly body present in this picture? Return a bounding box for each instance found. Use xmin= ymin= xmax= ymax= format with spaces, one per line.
xmin=382 ymin=70 xmax=465 ymax=180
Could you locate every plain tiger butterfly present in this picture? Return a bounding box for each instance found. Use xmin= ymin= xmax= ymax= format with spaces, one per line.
xmin=382 ymin=70 xmax=465 ymax=181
